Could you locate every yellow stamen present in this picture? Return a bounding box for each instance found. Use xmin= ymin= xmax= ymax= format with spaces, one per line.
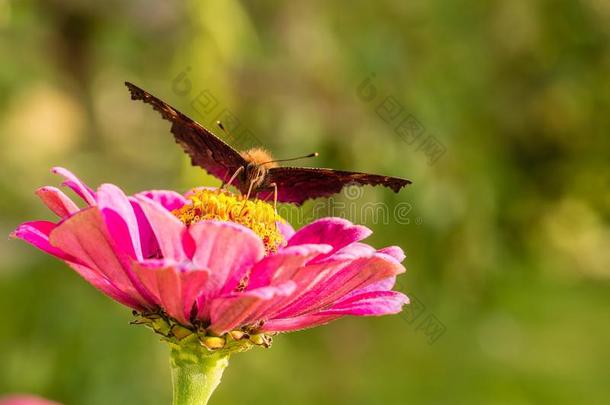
xmin=173 ymin=189 xmax=285 ymax=253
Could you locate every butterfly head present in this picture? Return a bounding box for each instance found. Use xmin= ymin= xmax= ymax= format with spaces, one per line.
xmin=240 ymin=148 xmax=279 ymax=169
xmin=241 ymin=148 xmax=276 ymax=192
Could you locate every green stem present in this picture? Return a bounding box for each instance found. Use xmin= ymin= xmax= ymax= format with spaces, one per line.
xmin=169 ymin=344 xmax=230 ymax=405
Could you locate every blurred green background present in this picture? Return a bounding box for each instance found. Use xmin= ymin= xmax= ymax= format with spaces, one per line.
xmin=1 ymin=0 xmax=609 ymax=404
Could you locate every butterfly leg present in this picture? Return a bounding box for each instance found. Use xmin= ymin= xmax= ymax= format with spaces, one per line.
xmin=239 ymin=180 xmax=256 ymax=215
xmin=271 ymin=182 xmax=278 ymax=212
xmin=257 ymin=183 xmax=278 ymax=210
xmin=223 ymin=166 xmax=244 ymax=191
xmin=245 ymin=179 xmax=254 ymax=200
xmin=270 ymin=183 xmax=279 ymax=235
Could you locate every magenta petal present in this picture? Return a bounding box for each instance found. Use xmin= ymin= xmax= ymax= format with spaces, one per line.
xmin=260 ymin=260 xmax=346 ymax=319
xmin=9 ymin=222 xmax=141 ymax=308
xmin=129 ymin=198 xmax=159 ymax=259
xmin=248 ymin=244 xmax=332 ymax=289
xmin=344 ymin=276 xmax=397 ymax=299
xmin=263 ymin=291 xmax=407 ymax=332
xmin=277 ymin=221 xmax=295 ymax=240
xmin=49 ymin=208 xmax=152 ymax=308
xmin=13 ymin=219 xmax=146 ymax=310
xmin=287 ymin=218 xmax=372 ymax=257
xmin=275 ymin=253 xmax=405 ymax=319
xmin=208 ymin=281 xmax=296 ymax=335
xmin=35 ymin=186 xmax=79 ymax=218
xmin=137 ymin=190 xmax=187 ymax=211
xmin=134 ymin=260 xmax=209 ymax=325
xmin=266 ymin=291 xmax=408 ymax=333
xmin=323 ymin=242 xmax=376 ymax=261
xmin=261 ymin=313 xmax=342 ymax=333
xmin=11 ymin=221 xmax=73 ymax=261
xmin=135 ymin=195 xmax=187 ymax=261
xmin=97 ymin=184 xmax=144 ymax=261
xmin=51 ymin=167 xmax=96 ymax=205
xmin=378 ymin=245 xmax=406 ymax=262
xmin=189 ymin=220 xmax=265 ymax=300
xmin=320 ymin=290 xmax=408 ymax=315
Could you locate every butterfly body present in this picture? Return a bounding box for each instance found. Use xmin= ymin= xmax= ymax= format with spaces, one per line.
xmin=126 ymin=82 xmax=411 ymax=205
xmin=237 ymin=148 xmax=277 ymax=195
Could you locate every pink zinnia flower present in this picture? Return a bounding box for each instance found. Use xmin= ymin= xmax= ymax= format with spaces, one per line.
xmin=12 ymin=167 xmax=408 ymax=337
xmin=12 ymin=167 xmax=409 ymax=404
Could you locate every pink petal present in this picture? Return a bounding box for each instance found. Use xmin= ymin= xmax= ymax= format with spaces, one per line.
xmin=287 ymin=218 xmax=372 ymax=258
xmin=135 ymin=195 xmax=187 ymax=261
xmin=248 ymin=244 xmax=332 ymax=289
xmin=137 ymin=190 xmax=187 ymax=211
xmin=129 ymin=197 xmax=159 ymax=259
xmin=51 ymin=167 xmax=96 ymax=205
xmin=11 ymin=221 xmax=73 ymax=261
xmin=35 ymin=186 xmax=79 ymax=218
xmin=323 ymin=242 xmax=376 ymax=261
xmin=208 ymin=281 xmax=295 ymax=335
xmin=277 ymin=221 xmax=295 ymax=240
xmin=378 ymin=245 xmax=406 ymax=262
xmin=261 ymin=260 xmax=348 ymax=319
xmin=262 ymin=291 xmax=408 ymax=332
xmin=274 ymin=253 xmax=405 ymax=319
xmin=323 ymin=246 xmax=403 ymax=297
xmin=236 ymin=257 xmax=342 ymax=324
xmin=320 ymin=290 xmax=408 ymax=315
xmin=97 ymin=184 xmax=144 ymax=261
xmin=261 ymin=313 xmax=342 ymax=333
xmin=188 ymin=220 xmax=265 ymax=319
xmin=11 ymin=219 xmax=144 ymax=310
xmin=49 ymin=208 xmax=153 ymax=308
xmin=343 ymin=276 xmax=398 ymax=299
xmin=134 ymin=260 xmax=209 ymax=325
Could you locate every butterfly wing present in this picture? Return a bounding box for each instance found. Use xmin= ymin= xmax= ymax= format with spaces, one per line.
xmin=263 ymin=167 xmax=411 ymax=206
xmin=125 ymin=82 xmax=247 ymax=182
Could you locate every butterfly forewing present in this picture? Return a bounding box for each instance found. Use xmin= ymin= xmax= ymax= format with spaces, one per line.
xmin=126 ymin=82 xmax=411 ymax=205
xmin=125 ymin=82 xmax=247 ymax=182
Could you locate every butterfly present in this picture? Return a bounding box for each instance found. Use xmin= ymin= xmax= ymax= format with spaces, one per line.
xmin=125 ymin=82 xmax=411 ymax=206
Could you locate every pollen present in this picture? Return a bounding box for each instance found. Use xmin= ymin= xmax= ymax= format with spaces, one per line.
xmin=173 ymin=188 xmax=285 ymax=253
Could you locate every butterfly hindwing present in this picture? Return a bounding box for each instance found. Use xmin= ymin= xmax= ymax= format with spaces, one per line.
xmin=263 ymin=167 xmax=411 ymax=206
xmin=125 ymin=82 xmax=247 ymax=182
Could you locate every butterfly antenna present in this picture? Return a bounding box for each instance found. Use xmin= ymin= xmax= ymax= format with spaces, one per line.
xmin=217 ymin=121 xmax=236 ymax=142
xmin=261 ymin=152 xmax=319 ymax=165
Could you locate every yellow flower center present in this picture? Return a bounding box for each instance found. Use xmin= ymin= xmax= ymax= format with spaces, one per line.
xmin=172 ymin=188 xmax=285 ymax=253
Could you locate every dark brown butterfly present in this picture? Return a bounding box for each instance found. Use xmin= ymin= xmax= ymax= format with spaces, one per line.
xmin=125 ymin=82 xmax=411 ymax=206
